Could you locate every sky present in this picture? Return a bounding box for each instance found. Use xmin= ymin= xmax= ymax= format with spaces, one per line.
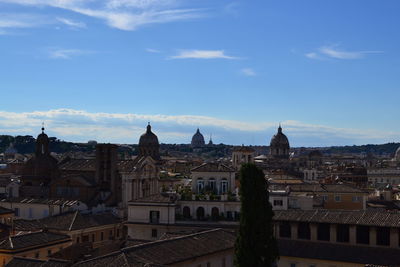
xmin=0 ymin=0 xmax=399 ymax=146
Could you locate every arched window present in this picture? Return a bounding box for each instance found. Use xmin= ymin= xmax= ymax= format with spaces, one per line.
xmin=197 ymin=179 xmax=204 ymax=193
xmin=221 ymin=179 xmax=228 ymax=194
xmin=208 ymin=178 xmax=216 ymax=193
xmin=211 ymin=207 xmax=219 ymax=220
xmin=183 ymin=206 xmax=191 ymax=219
xmin=196 ymin=207 xmax=205 ymax=220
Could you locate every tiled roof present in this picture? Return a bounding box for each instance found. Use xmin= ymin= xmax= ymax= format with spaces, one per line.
xmin=0 ymin=198 xmax=81 ymax=207
xmin=288 ymin=183 xmax=367 ymax=193
xmin=0 ymin=231 xmax=70 ymax=250
xmin=5 ymin=257 xmax=70 ymax=267
xmin=274 ymin=210 xmax=400 ymax=227
xmin=59 ymin=157 xmax=150 ymax=174
xmin=14 ymin=211 xmax=122 ymax=232
xmin=59 ymin=159 xmax=95 ymax=172
xmin=73 ymin=229 xmax=235 ymax=266
xmin=191 ymin=162 xmax=235 ymax=173
xmin=130 ymin=194 xmax=175 ymax=204
xmin=279 ymin=239 xmax=400 ymax=266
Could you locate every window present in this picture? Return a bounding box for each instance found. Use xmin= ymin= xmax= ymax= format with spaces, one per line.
xmin=149 ymin=211 xmax=160 ymax=223
xmin=92 ymin=234 xmax=95 ymax=242
xmin=47 ymin=250 xmax=52 ymax=256
xmin=14 ymin=208 xmax=19 ymax=217
xmin=322 ymin=195 xmax=328 ymax=202
xmin=336 ymin=224 xmax=349 ymax=243
xmin=273 ymin=199 xmax=283 ymax=206
xmin=109 ymin=230 xmax=113 ymax=239
xmin=221 ymin=179 xmax=228 ymax=194
xmin=101 ymin=232 xmax=104 ymax=241
xmin=279 ymin=222 xmax=291 ymax=238
xmin=356 ymin=225 xmax=369 ymax=244
xmin=221 ymin=258 xmax=226 ymax=267
xmin=77 ymin=237 xmax=80 ymax=243
xmin=197 ymin=179 xmax=204 ymax=193
xmin=208 ymin=179 xmax=216 ymax=192
xmin=43 ymin=209 xmax=49 ymax=217
xmin=298 ymin=222 xmax=311 ymax=240
xmin=352 ymin=196 xmax=361 ymax=202
xmin=211 ymin=207 xmax=219 ymax=221
xmin=376 ymin=227 xmax=390 ymax=246
xmin=35 ymin=252 xmax=39 ymax=258
xmin=196 ymin=207 xmax=205 ymax=220
xmin=82 ymin=235 xmax=89 ymax=242
xmin=334 ymin=195 xmax=341 ymax=202
xmin=183 ymin=206 xmax=191 ymax=219
xmin=317 ymin=223 xmax=330 ymax=241
xmin=151 ymin=229 xmax=158 ymax=238
xmin=206 ymin=263 xmax=211 ymax=267
xmin=117 ymin=229 xmax=120 ymax=238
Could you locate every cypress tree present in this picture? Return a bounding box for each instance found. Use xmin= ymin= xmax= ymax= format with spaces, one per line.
xmin=234 ymin=163 xmax=279 ymax=267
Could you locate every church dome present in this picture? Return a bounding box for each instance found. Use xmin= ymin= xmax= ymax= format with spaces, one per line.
xmin=269 ymin=125 xmax=290 ymax=159
xmin=191 ymin=128 xmax=205 ymax=147
xmin=395 ymin=146 xmax=400 ymax=161
xmin=138 ymin=123 xmax=160 ymax=160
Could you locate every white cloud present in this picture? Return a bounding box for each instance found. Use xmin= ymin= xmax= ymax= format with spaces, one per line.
xmin=56 ymin=17 xmax=86 ymax=28
xmin=169 ymin=50 xmax=238 ymax=59
xmin=0 ymin=13 xmax=47 ymax=29
xmin=146 ymin=48 xmax=161 ymax=53
xmin=47 ymin=48 xmax=94 ymax=59
xmin=0 ymin=108 xmax=398 ymax=146
xmin=306 ymin=45 xmax=383 ymax=60
xmin=240 ymin=68 xmax=256 ymax=76
xmin=0 ymin=0 xmax=205 ymax=31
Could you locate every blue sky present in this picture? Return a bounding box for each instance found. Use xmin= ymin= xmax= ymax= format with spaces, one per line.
xmin=0 ymin=0 xmax=399 ymax=146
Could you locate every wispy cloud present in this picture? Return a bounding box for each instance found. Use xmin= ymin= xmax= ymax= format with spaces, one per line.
xmin=0 ymin=13 xmax=47 ymax=29
xmin=146 ymin=48 xmax=161 ymax=53
xmin=306 ymin=45 xmax=383 ymax=60
xmin=169 ymin=49 xmax=238 ymax=59
xmin=47 ymin=48 xmax=94 ymax=59
xmin=56 ymin=17 xmax=86 ymax=29
xmin=0 ymin=0 xmax=206 ymax=31
xmin=0 ymin=109 xmax=398 ymax=146
xmin=240 ymin=68 xmax=256 ymax=76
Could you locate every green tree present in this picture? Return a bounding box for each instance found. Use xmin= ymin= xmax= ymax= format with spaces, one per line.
xmin=234 ymin=163 xmax=279 ymax=267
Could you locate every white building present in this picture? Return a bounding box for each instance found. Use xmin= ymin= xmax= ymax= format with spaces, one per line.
xmin=191 ymin=162 xmax=236 ymax=195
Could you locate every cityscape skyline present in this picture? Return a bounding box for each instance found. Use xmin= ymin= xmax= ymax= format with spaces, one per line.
xmin=0 ymin=108 xmax=399 ymax=147
xmin=1 ymin=0 xmax=399 ymax=146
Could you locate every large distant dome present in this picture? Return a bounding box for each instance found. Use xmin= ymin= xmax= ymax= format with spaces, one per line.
xmin=270 ymin=125 xmax=290 ymax=159
xmin=138 ymin=123 xmax=160 ymax=160
xmin=395 ymin=146 xmax=400 ymax=162
xmin=191 ymin=128 xmax=205 ymax=148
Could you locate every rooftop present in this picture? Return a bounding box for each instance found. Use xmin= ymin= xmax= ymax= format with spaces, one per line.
xmin=0 ymin=231 xmax=70 ymax=251
xmin=274 ymin=209 xmax=400 ymax=227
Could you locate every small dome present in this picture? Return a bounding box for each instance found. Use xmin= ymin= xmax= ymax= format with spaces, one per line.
xmin=138 ymin=123 xmax=160 ymax=160
xmin=191 ymin=128 xmax=205 ymax=147
xmin=5 ymin=143 xmax=17 ymax=155
xmin=395 ymin=146 xmax=400 ymax=161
